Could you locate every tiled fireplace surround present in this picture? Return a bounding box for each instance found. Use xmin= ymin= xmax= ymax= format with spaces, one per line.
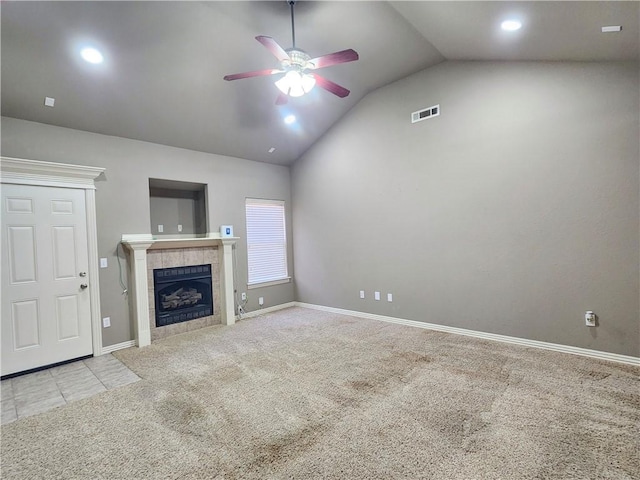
xmin=121 ymin=234 xmax=237 ymax=347
xmin=147 ymin=247 xmax=220 ymax=341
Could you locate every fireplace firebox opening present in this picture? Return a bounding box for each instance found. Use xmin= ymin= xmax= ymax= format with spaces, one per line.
xmin=153 ymin=264 xmax=213 ymax=327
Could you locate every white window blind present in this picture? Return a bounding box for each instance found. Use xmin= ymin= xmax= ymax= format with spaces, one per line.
xmin=246 ymin=199 xmax=288 ymax=285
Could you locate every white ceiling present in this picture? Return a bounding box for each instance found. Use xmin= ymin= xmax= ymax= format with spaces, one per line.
xmin=2 ymin=1 xmax=637 ymax=166
xmin=391 ymin=1 xmax=639 ymax=61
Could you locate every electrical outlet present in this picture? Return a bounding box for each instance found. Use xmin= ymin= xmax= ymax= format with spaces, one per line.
xmin=157 ymin=224 xmax=164 ymax=233
xmin=359 ymin=290 xmax=365 ymax=299
xmin=374 ymin=291 xmax=380 ymax=301
xmin=387 ymin=293 xmax=393 ymax=302
xmin=178 ymin=224 xmax=183 ymax=232
xmin=259 ymin=297 xmax=264 ymax=306
xmin=585 ymin=311 xmax=596 ymax=327
xmin=102 ymin=317 xmax=111 ymax=328
xmin=241 ymin=292 xmax=247 ymax=301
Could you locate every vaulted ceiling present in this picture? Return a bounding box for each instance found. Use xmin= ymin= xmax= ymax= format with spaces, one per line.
xmin=2 ymin=1 xmax=637 ymax=165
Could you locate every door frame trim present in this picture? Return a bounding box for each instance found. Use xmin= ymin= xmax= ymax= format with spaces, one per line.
xmin=1 ymin=156 xmax=106 ymax=356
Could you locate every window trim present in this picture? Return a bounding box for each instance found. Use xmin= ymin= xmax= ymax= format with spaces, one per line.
xmin=247 ymin=277 xmax=291 ymax=289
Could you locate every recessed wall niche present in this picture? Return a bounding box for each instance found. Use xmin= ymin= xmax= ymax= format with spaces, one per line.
xmin=149 ymin=178 xmax=207 ymax=235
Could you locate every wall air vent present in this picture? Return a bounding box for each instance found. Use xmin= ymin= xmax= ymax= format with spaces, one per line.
xmin=411 ymin=104 xmax=440 ymax=124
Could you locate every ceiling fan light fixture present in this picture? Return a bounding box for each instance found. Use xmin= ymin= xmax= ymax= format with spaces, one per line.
xmin=275 ymin=70 xmax=316 ymax=97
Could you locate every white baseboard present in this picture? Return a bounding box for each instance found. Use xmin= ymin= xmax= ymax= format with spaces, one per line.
xmin=238 ymin=302 xmax=297 ymax=321
xmin=100 ymin=340 xmax=136 ymax=354
xmin=295 ymin=302 xmax=640 ymax=367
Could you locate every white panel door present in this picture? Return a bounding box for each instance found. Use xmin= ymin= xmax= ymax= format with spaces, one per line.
xmin=1 ymin=184 xmax=93 ymax=376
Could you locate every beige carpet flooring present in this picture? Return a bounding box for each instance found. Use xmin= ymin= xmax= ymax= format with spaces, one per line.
xmin=1 ymin=307 xmax=639 ymax=479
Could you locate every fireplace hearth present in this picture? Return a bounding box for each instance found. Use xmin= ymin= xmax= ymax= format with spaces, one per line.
xmin=153 ymin=264 xmax=213 ymax=327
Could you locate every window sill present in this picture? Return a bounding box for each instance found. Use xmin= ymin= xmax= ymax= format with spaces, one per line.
xmin=247 ymin=277 xmax=291 ymax=289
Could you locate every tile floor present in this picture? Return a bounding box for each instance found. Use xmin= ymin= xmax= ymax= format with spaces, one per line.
xmin=1 ymin=354 xmax=140 ymax=425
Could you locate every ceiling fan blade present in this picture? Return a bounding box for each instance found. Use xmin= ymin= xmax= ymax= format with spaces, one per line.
xmin=223 ymin=68 xmax=282 ymax=81
xmin=311 ymin=73 xmax=350 ymax=98
xmin=275 ymin=93 xmax=289 ymax=106
xmin=308 ymin=49 xmax=359 ymax=70
xmin=256 ymin=35 xmax=290 ymax=63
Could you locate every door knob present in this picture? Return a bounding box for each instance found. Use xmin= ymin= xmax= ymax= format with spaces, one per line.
xmin=79 ymin=272 xmax=87 ymax=277
xmin=80 ymin=284 xmax=88 ymax=290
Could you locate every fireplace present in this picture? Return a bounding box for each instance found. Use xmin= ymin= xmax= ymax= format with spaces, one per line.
xmin=153 ymin=264 xmax=213 ymax=327
xmin=121 ymin=234 xmax=236 ymax=347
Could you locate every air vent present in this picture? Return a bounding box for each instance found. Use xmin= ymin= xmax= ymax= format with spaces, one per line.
xmin=411 ymin=104 xmax=440 ymax=124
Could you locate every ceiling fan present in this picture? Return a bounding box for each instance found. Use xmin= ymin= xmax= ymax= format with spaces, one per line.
xmin=223 ymin=0 xmax=359 ymax=105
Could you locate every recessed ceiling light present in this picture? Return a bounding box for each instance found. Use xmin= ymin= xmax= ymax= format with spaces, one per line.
xmin=268 ymin=147 xmax=276 ymax=153
xmin=81 ymin=47 xmax=104 ymax=64
xmin=501 ymin=20 xmax=522 ymax=31
xmin=284 ymin=114 xmax=296 ymax=125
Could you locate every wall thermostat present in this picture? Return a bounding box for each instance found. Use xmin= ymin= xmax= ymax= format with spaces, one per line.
xmin=220 ymin=225 xmax=234 ymax=238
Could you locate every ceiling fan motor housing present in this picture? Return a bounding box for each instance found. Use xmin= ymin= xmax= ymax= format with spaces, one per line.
xmin=283 ymin=49 xmax=312 ymax=72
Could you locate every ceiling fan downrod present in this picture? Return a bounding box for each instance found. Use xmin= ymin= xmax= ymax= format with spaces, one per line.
xmin=289 ymin=0 xmax=296 ymax=49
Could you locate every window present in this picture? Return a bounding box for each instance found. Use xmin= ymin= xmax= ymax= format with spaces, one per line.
xmin=245 ymin=198 xmax=289 ymax=287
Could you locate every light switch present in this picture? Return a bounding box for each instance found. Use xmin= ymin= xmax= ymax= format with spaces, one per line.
xmin=374 ymin=291 xmax=380 ymax=301
xmin=100 ymin=258 xmax=108 ymax=268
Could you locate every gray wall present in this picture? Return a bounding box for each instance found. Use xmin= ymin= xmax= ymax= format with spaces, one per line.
xmin=291 ymin=61 xmax=639 ymax=357
xmin=1 ymin=117 xmax=295 ymax=347
xmin=149 ymin=188 xmax=206 ymax=235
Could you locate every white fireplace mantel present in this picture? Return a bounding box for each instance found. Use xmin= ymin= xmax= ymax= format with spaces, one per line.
xmin=121 ymin=233 xmax=238 ymax=347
